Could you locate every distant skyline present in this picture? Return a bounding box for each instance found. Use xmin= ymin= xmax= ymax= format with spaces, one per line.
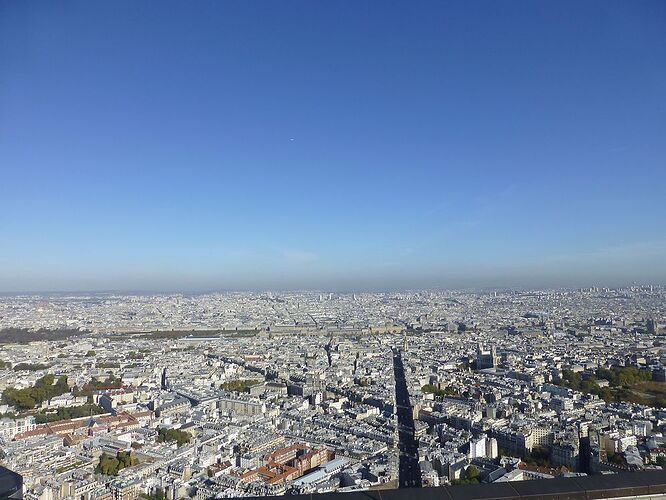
xmin=1 ymin=1 xmax=665 ymax=292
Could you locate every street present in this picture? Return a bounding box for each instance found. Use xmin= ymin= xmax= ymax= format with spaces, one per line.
xmin=392 ymin=348 xmax=422 ymax=488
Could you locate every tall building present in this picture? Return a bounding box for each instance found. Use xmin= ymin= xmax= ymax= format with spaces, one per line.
xmin=469 ymin=436 xmax=498 ymax=459
xmin=476 ymin=344 xmax=499 ymax=370
xmin=647 ymin=318 xmax=657 ymax=335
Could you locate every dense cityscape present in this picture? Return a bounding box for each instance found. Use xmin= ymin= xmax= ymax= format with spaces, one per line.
xmin=0 ymin=287 xmax=665 ymax=499
xmin=3 ymin=0 xmax=665 ymax=498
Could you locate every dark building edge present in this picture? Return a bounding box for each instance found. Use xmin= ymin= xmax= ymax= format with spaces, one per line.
xmin=0 ymin=466 xmax=22 ymax=499
xmin=238 ymin=470 xmax=666 ymax=500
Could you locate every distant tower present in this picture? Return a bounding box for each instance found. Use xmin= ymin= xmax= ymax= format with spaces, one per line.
xmin=647 ymin=318 xmax=657 ymax=335
xmin=161 ymin=367 xmax=168 ymax=390
xmin=182 ymin=463 xmax=192 ymax=481
xmin=403 ymin=334 xmax=408 ymax=353
xmin=476 ymin=344 xmax=499 ymax=370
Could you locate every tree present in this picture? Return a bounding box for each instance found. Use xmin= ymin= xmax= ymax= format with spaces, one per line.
xmin=56 ymin=375 xmax=69 ymax=390
xmin=422 ymin=384 xmax=455 ymax=397
xmin=13 ymin=363 xmax=49 ymax=371
xmin=560 ymin=369 xmax=582 ymax=390
xmin=596 ymin=386 xmax=614 ymax=403
xmin=607 ymin=451 xmax=626 ymax=466
xmin=2 ymin=390 xmax=37 ymax=410
xmin=35 ymin=374 xmax=55 ymax=387
xmin=157 ymin=427 xmax=191 ymax=447
xmin=2 ymin=374 xmax=71 ymax=410
xmin=580 ymin=377 xmax=600 ymax=393
xmin=140 ymin=488 xmax=166 ymax=500
xmin=86 ymin=350 xmax=96 ymax=357
xmin=96 ymin=453 xmax=120 ymax=476
xmin=117 ymin=450 xmax=136 ymax=468
xmin=466 ymin=465 xmax=480 ymax=481
xmin=220 ymin=379 xmax=261 ymax=393
xmin=597 ymin=368 xmax=617 ymax=385
xmin=34 ymin=403 xmax=105 ymax=424
xmin=95 ymin=451 xmax=137 ymax=476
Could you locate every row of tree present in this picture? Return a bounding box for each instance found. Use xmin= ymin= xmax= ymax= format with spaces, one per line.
xmin=157 ymin=427 xmax=191 ymax=447
xmin=35 ymin=403 xmax=105 ymax=424
xmin=595 ymin=367 xmax=652 ymax=386
xmin=2 ymin=373 xmax=122 ymax=413
xmin=0 ymin=327 xmax=85 ymax=344
xmin=74 ymin=375 xmax=122 ymax=398
xmin=2 ymin=374 xmax=69 ymax=410
xmin=0 ymin=361 xmax=50 ymax=370
xmin=421 ymin=384 xmax=456 ymax=397
xmin=12 ymin=363 xmax=50 ymax=371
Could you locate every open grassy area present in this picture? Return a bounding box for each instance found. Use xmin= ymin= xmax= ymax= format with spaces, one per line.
xmin=627 ymin=382 xmax=666 ymax=406
xmin=635 ymin=381 xmax=666 ymax=396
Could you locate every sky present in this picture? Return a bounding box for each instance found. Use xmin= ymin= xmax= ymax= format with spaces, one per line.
xmin=1 ymin=1 xmax=665 ymax=292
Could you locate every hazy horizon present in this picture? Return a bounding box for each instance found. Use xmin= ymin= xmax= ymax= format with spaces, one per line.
xmin=2 ymin=1 xmax=665 ymax=292
xmin=0 ymin=270 xmax=663 ymax=296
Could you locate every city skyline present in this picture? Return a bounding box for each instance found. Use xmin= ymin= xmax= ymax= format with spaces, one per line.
xmin=2 ymin=1 xmax=665 ymax=291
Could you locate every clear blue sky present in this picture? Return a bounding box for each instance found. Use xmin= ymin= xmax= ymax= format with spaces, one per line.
xmin=1 ymin=1 xmax=665 ymax=292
